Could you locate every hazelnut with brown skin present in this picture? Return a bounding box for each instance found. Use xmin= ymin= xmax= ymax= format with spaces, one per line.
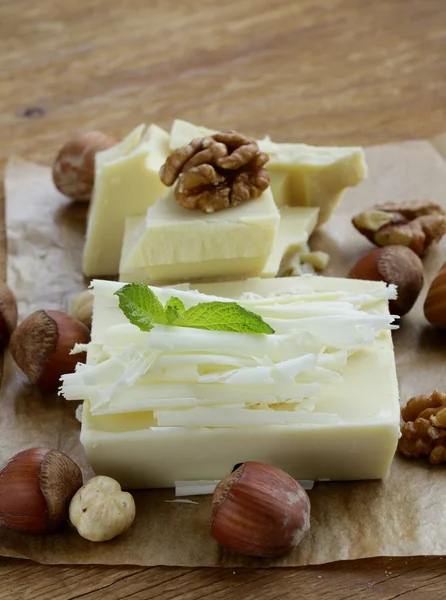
xmin=52 ymin=131 xmax=117 ymax=201
xmin=10 ymin=310 xmax=90 ymax=391
xmin=0 ymin=282 xmax=18 ymax=350
xmin=424 ymin=262 xmax=446 ymax=329
xmin=211 ymin=462 xmax=311 ymax=558
xmin=0 ymin=448 xmax=83 ymax=534
xmin=349 ymin=245 xmax=424 ymax=316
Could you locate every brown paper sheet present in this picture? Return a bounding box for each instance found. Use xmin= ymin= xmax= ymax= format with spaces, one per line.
xmin=1 ymin=139 xmax=446 ymax=567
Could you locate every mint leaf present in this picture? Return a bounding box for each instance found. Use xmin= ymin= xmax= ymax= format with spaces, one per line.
xmin=114 ymin=283 xmax=167 ymax=331
xmin=165 ymin=297 xmax=185 ymax=324
xmin=176 ymin=301 xmax=274 ymax=334
xmin=115 ymin=284 xmax=274 ymax=335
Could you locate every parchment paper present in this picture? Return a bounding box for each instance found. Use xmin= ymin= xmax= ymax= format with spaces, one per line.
xmin=1 ymin=137 xmax=446 ymax=567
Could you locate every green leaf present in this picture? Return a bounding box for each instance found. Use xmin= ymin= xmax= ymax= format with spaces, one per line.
xmin=114 ymin=284 xmax=274 ymax=335
xmin=114 ymin=283 xmax=168 ymax=331
xmin=165 ymin=297 xmax=186 ymax=324
xmin=176 ymin=301 xmax=274 ymax=334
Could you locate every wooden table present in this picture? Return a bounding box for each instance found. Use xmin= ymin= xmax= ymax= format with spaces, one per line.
xmin=1 ymin=0 xmax=446 ymax=598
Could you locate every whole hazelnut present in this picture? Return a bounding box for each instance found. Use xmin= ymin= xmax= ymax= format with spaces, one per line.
xmin=10 ymin=310 xmax=90 ymax=391
xmin=211 ymin=462 xmax=311 ymax=558
xmin=0 ymin=448 xmax=83 ymax=534
xmin=0 ymin=282 xmax=17 ymax=350
xmin=70 ymin=290 xmax=94 ymax=329
xmin=424 ymin=262 xmax=446 ymax=329
xmin=69 ymin=475 xmax=135 ymax=542
xmin=52 ymin=131 xmax=117 ymax=201
xmin=348 ymin=245 xmax=424 ymax=316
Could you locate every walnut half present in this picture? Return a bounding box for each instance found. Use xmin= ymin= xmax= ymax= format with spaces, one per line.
xmin=352 ymin=200 xmax=446 ymax=257
xmin=398 ymin=390 xmax=446 ymax=464
xmin=160 ymin=131 xmax=270 ymax=213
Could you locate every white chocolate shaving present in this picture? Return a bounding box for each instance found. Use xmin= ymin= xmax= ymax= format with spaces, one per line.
xmin=61 ymin=281 xmax=397 ymax=426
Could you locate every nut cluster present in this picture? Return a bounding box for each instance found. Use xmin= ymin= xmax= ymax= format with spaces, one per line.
xmin=160 ymin=131 xmax=270 ymax=213
xmin=398 ymin=391 xmax=446 ymax=464
xmin=352 ymin=200 xmax=446 ymax=257
xmin=350 ymin=200 xmax=446 ymax=320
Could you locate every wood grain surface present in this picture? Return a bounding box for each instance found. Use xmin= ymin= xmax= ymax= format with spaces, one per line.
xmin=1 ymin=0 xmax=446 ymax=598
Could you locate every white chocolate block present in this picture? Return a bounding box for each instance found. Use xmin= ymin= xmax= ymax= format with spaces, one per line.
xmin=170 ymin=120 xmax=367 ymax=226
xmin=262 ymin=206 xmax=319 ymax=278
xmin=261 ymin=139 xmax=367 ymax=225
xmin=119 ymin=187 xmax=280 ymax=284
xmin=62 ymin=277 xmax=400 ymax=489
xmin=83 ymin=124 xmax=170 ymax=277
xmin=119 ymin=205 xmax=318 ymax=283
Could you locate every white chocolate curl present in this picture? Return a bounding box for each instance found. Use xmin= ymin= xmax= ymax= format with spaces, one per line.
xmin=69 ymin=475 xmax=135 ymax=542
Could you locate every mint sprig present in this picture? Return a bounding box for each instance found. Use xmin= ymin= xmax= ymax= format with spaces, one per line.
xmin=114 ymin=284 xmax=274 ymax=335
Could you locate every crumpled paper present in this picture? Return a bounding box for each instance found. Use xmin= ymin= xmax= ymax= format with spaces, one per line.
xmin=1 ymin=137 xmax=446 ymax=566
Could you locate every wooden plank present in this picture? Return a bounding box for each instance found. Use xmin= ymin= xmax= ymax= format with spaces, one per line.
xmin=1 ymin=0 xmax=446 ymax=165
xmin=1 ymin=557 xmax=446 ymax=600
xmin=1 ymin=0 xmax=446 ymax=597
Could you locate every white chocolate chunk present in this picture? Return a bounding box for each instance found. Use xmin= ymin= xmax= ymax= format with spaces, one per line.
xmin=279 ymin=246 xmax=330 ymax=277
xmin=119 ymin=187 xmax=280 ymax=285
xmin=261 ymin=206 xmax=319 ymax=278
xmin=119 ymin=204 xmax=318 ymax=283
xmin=83 ymin=124 xmax=170 ymax=277
xmin=299 ymin=250 xmax=330 ymax=271
xmin=169 ymin=120 xmax=216 ymax=148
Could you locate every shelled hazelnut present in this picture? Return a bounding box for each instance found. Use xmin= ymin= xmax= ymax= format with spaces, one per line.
xmin=70 ymin=290 xmax=94 ymax=330
xmin=69 ymin=476 xmax=135 ymax=542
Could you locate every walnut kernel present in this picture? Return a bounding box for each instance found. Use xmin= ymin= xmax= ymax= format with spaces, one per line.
xmin=398 ymin=391 xmax=446 ymax=464
xmin=352 ymin=200 xmax=446 ymax=257
xmin=159 ymin=131 xmax=270 ymax=213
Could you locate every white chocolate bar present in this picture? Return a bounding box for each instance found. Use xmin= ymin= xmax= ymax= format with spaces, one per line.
xmin=62 ymin=276 xmax=400 ymax=489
